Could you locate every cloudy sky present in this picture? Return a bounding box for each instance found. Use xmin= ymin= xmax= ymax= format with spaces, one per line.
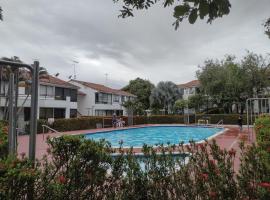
xmin=0 ymin=0 xmax=270 ymax=88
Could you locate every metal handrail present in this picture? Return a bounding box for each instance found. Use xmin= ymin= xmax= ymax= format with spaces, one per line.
xmin=215 ymin=120 xmax=223 ymax=128
xmin=42 ymin=125 xmax=60 ymax=140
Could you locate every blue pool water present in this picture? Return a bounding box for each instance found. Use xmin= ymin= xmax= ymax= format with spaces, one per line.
xmin=85 ymin=126 xmax=223 ymax=148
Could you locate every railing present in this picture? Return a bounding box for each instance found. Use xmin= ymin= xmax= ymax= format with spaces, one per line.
xmin=42 ymin=125 xmax=60 ymax=140
xmin=215 ymin=120 xmax=224 ymax=128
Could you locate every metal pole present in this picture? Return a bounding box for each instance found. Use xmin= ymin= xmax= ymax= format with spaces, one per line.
xmin=29 ymin=61 xmax=39 ymax=162
xmin=8 ymin=73 xmax=15 ymax=155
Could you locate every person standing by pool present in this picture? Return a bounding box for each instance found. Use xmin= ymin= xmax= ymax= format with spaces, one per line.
xmin=238 ymin=115 xmax=243 ymax=132
xmin=112 ymin=113 xmax=117 ymax=128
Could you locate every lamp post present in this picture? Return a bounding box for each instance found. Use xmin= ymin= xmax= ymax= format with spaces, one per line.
xmin=0 ymin=59 xmax=39 ymax=162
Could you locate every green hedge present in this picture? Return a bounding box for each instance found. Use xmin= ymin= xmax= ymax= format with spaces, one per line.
xmin=134 ymin=114 xmax=248 ymax=125
xmin=30 ymin=114 xmax=253 ymax=134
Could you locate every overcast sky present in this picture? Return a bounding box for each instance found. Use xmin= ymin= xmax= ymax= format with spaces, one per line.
xmin=0 ymin=0 xmax=270 ymax=88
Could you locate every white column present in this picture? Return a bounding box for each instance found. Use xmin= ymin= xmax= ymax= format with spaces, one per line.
xmin=65 ymin=96 xmax=71 ymax=118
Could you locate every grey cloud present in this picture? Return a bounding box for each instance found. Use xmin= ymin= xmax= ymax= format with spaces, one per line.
xmin=0 ymin=0 xmax=270 ymax=87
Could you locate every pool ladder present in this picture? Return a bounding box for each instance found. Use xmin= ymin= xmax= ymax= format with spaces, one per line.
xmin=42 ymin=125 xmax=60 ymax=140
xmin=215 ymin=120 xmax=224 ymax=128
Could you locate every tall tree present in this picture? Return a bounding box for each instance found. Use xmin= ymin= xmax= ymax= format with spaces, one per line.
xmin=122 ymin=78 xmax=155 ymax=112
xmin=197 ymin=52 xmax=270 ymax=113
xmin=150 ymin=81 xmax=181 ymax=114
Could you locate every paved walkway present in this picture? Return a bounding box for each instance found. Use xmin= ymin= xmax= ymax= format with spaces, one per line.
xmin=17 ymin=125 xmax=253 ymax=170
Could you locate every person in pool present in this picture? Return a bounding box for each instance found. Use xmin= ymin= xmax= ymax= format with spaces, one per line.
xmin=112 ymin=113 xmax=117 ymax=128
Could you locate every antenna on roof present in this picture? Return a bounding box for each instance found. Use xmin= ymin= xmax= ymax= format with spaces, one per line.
xmin=72 ymin=60 xmax=79 ymax=80
xmin=68 ymin=75 xmax=72 ymax=79
xmin=54 ymin=73 xmax=60 ymax=77
xmin=105 ymin=73 xmax=108 ymax=86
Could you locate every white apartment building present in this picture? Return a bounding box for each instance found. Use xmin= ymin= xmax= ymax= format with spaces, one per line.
xmin=0 ymin=75 xmax=78 ymax=130
xmin=69 ymin=80 xmax=136 ymax=116
xmin=178 ymin=80 xmax=200 ymax=100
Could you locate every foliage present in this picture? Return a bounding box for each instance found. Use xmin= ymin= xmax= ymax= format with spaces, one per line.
xmin=197 ymin=52 xmax=270 ymax=114
xmin=0 ymin=133 xmax=270 ymax=199
xmin=174 ymin=99 xmax=188 ymax=114
xmin=113 ymin=0 xmax=231 ymax=30
xmin=133 ymin=114 xmax=248 ymax=125
xmin=188 ymin=93 xmax=207 ymax=112
xmin=0 ymin=156 xmax=39 ymax=200
xmin=0 ymin=121 xmax=8 ymax=159
xmin=0 ymin=6 xmax=2 ymax=21
xmin=150 ymin=81 xmax=181 ymax=114
xmin=265 ymin=18 xmax=270 ymax=38
xmin=30 ymin=114 xmax=253 ymax=134
xmin=122 ymin=78 xmax=155 ymax=112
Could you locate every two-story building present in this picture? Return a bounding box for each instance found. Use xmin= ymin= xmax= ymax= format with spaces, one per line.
xmin=69 ymin=80 xmax=135 ymax=116
xmin=178 ymin=80 xmax=200 ymax=100
xmin=0 ymin=75 xmax=78 ymax=131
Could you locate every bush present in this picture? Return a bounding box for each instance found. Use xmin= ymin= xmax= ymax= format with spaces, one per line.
xmin=0 ymin=133 xmax=270 ymax=199
xmin=0 ymin=122 xmax=8 ymax=159
xmin=28 ymin=114 xmax=254 ymax=134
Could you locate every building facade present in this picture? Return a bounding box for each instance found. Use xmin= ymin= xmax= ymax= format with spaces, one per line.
xmin=0 ymin=75 xmax=78 ymax=131
xmin=178 ymin=80 xmax=200 ymax=100
xmin=69 ymin=80 xmax=135 ymax=116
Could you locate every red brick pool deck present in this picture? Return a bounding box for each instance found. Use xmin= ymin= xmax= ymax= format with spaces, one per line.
xmin=17 ymin=124 xmax=254 ymax=170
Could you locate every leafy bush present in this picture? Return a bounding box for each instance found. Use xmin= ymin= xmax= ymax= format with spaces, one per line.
xmin=0 ymin=122 xmax=8 ymax=159
xmin=1 ymin=133 xmax=270 ymax=199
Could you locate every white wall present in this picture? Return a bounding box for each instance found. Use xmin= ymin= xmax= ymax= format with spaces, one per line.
xmin=70 ymin=81 xmax=127 ymax=116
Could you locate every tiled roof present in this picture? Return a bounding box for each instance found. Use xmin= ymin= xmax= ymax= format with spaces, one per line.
xmin=71 ymin=80 xmax=136 ymax=97
xmin=178 ymin=80 xmax=200 ymax=88
xmin=40 ymin=75 xmax=78 ymax=89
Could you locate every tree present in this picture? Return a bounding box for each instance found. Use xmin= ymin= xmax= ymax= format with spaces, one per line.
xmin=188 ymin=93 xmax=207 ymax=112
xmin=197 ymin=52 xmax=270 ymax=114
xmin=122 ymin=78 xmax=155 ymax=112
xmin=174 ymin=99 xmax=188 ymax=114
xmin=114 ymin=0 xmax=269 ymax=38
xmin=114 ymin=0 xmax=231 ymax=29
xmin=265 ymin=18 xmax=270 ymax=38
xmin=150 ymin=81 xmax=181 ymax=114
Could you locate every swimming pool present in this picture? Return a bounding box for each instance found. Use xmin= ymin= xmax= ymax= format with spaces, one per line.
xmin=85 ymin=125 xmax=223 ymax=148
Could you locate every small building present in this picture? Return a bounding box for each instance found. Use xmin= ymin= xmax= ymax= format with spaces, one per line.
xmin=69 ymin=80 xmax=136 ymax=116
xmin=177 ymin=80 xmax=200 ymax=100
xmin=0 ymin=75 xmax=78 ymax=131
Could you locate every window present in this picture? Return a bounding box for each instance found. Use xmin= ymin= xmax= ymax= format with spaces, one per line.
xmin=121 ymin=96 xmax=125 ymax=102
xmin=113 ymin=95 xmax=120 ymax=102
xmin=54 ymin=108 xmax=65 ymax=118
xmin=39 ymin=108 xmax=53 ymax=119
xmin=40 ymin=85 xmax=54 ymax=97
xmin=70 ymin=89 xmax=77 ymax=102
xmin=70 ymin=109 xmax=77 ymax=118
xmin=55 ymin=87 xmax=65 ymax=100
xmin=55 ymin=87 xmax=77 ymax=101
xmin=95 ymin=93 xmax=112 ymax=104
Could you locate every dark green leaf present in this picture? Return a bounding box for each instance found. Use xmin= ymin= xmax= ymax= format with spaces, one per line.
xmin=174 ymin=4 xmax=190 ymax=17
xmin=189 ymin=9 xmax=198 ymax=24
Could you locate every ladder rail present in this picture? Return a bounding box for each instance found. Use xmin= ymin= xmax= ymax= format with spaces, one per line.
xmin=42 ymin=124 xmax=60 ymax=140
xmin=215 ymin=119 xmax=223 ymax=128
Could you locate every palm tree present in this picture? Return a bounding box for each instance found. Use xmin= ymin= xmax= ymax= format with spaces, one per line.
xmin=150 ymin=81 xmax=181 ymax=114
